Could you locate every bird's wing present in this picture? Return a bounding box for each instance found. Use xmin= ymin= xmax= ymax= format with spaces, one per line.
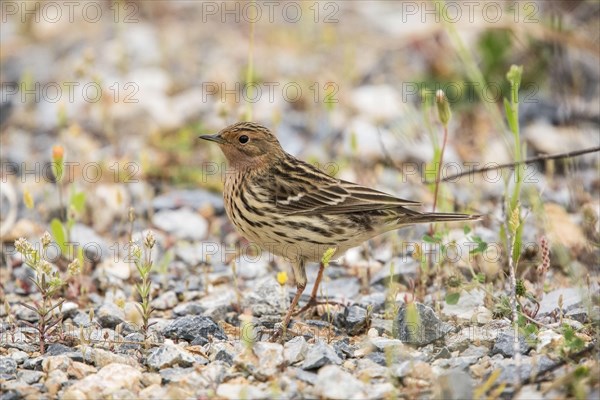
xmin=265 ymin=158 xmax=421 ymax=216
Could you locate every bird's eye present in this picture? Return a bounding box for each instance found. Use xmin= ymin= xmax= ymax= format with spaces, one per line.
xmin=239 ymin=135 xmax=249 ymax=144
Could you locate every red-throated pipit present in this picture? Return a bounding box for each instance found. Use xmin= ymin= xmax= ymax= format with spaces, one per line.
xmin=201 ymin=122 xmax=478 ymax=339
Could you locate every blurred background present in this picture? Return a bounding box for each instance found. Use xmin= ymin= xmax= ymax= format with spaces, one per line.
xmin=1 ymin=0 xmax=599 ymax=272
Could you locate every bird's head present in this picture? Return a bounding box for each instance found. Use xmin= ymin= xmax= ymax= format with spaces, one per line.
xmin=200 ymin=122 xmax=284 ymax=169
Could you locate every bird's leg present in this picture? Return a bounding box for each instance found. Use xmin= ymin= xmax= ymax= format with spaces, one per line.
xmin=270 ymin=258 xmax=306 ymax=342
xmin=295 ymin=262 xmax=324 ymax=315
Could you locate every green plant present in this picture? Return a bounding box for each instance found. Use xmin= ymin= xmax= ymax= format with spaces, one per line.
xmin=15 ymin=233 xmax=80 ymax=353
xmin=132 ymin=231 xmax=157 ymax=344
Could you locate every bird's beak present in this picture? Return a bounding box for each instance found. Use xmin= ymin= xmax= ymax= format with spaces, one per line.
xmin=199 ymin=133 xmax=225 ymax=144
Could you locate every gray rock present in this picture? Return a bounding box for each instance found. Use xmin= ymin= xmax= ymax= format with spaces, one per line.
xmin=70 ymin=223 xmax=110 ymax=262
xmin=389 ymin=360 xmax=412 ymax=378
xmin=344 ymin=305 xmax=369 ymax=336
xmin=435 ymin=370 xmax=473 ymax=400
xmin=146 ymin=343 xmax=196 ymax=370
xmin=162 ymin=316 xmax=227 ymax=346
xmin=159 ymin=367 xmax=195 ymax=384
xmin=152 ymin=189 xmax=224 ymax=212
xmin=72 ymin=311 xmax=96 ymax=327
xmin=538 ymin=288 xmax=584 ymax=316
xmin=302 ymin=340 xmax=342 ymax=370
xmin=432 ymin=347 xmax=452 ymax=360
xmin=492 ymin=355 xmax=557 ymax=383
xmin=291 ymin=367 xmax=318 ymax=385
xmin=243 ymin=277 xmax=287 ymax=316
xmin=151 ymin=291 xmax=178 ymax=310
xmin=314 ymin=365 xmax=366 ymax=399
xmin=97 ymin=303 xmax=126 ymax=329
xmin=0 ymin=356 xmax=17 ymax=380
xmin=62 ymin=362 xmax=143 ymax=398
xmin=9 ymin=350 xmax=28 ymax=364
xmin=23 ymin=357 xmax=43 ymax=370
xmin=356 ymin=292 xmax=386 ymax=313
xmin=284 ymin=336 xmax=308 ymax=365
xmin=333 ymin=338 xmax=354 ymax=359
xmin=209 ymin=342 xmax=236 ymax=366
xmin=370 ymin=257 xmax=418 ymax=286
xmin=173 ymin=302 xmax=206 ymax=316
xmin=565 ymin=307 xmax=589 ymax=323
xmin=393 ymin=302 xmax=453 ymax=346
xmin=253 ymin=342 xmax=284 ymax=376
xmin=491 ymin=332 xmax=533 ymax=357
xmin=152 ymin=208 xmax=208 ymax=240
xmin=17 ymin=370 xmax=45 ymax=384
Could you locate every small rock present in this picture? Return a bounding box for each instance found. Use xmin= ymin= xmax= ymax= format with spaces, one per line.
xmin=243 ymin=277 xmax=287 ymax=316
xmin=314 ymin=365 xmax=366 ymax=400
xmin=333 ymin=338 xmax=354 ymax=359
xmin=370 ymin=257 xmax=418 ymax=286
xmin=67 ymin=362 xmax=97 ymax=379
xmin=216 ymin=383 xmax=268 ymax=400
xmin=9 ymin=350 xmax=28 ymax=364
xmin=442 ymin=289 xmax=491 ymax=323
xmin=253 ymin=342 xmax=284 ymax=376
xmin=284 ymin=336 xmax=308 ymax=365
xmin=146 ymin=343 xmax=196 ymax=370
xmin=432 ymin=347 xmax=452 ymax=360
xmin=152 ymin=208 xmax=208 ymax=240
xmin=345 ymin=305 xmax=369 ymax=336
xmin=45 ymin=369 xmax=69 ymax=397
xmin=393 ymin=302 xmax=453 ymax=346
xmin=434 ymin=370 xmax=473 ymax=400
xmin=97 ymin=302 xmax=126 ymax=329
xmin=42 ymin=355 xmax=72 ymax=372
xmin=302 ymin=340 xmax=342 ymax=370
xmin=173 ymin=302 xmax=206 ymax=316
xmin=151 ymin=291 xmax=178 ymax=310
xmin=81 ymin=346 xmax=139 ymax=368
xmin=491 ymin=332 xmax=533 ymax=357
xmin=538 ymin=288 xmax=584 ymax=316
xmin=369 ymin=337 xmax=406 ymax=352
xmin=152 ymin=189 xmax=224 ymax=213
xmin=96 ymin=260 xmax=131 ymax=281
xmin=162 ymin=316 xmax=227 ymax=346
xmin=17 ymin=370 xmax=44 ymax=384
xmin=70 ymin=223 xmax=110 ymax=262
xmin=0 ymin=356 xmax=18 ymax=379
xmin=62 ymin=363 xmax=143 ymax=399
xmin=209 ymin=342 xmax=236 ymax=365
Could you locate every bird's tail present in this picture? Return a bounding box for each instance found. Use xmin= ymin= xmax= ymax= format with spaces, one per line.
xmin=403 ymin=212 xmax=481 ymax=224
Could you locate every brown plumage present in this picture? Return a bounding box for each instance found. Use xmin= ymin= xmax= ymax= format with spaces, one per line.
xmin=200 ymin=121 xmax=478 ymax=338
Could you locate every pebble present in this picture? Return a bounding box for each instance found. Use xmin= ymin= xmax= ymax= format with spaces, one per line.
xmin=284 ymin=336 xmax=309 ymax=365
xmin=252 ymin=342 xmax=285 ymax=376
xmin=302 ymin=340 xmax=342 ymax=370
xmin=314 ymin=365 xmax=366 ymax=400
xmin=370 ymin=257 xmax=418 ymax=286
xmin=491 ymin=331 xmax=533 ymax=357
xmin=242 ymin=277 xmax=287 ymax=316
xmin=62 ymin=363 xmax=143 ymax=399
xmin=344 ymin=305 xmax=370 ymax=336
xmin=97 ymin=302 xmax=126 ymax=329
xmin=152 ymin=208 xmax=208 ymax=240
xmin=146 ymin=343 xmax=196 ymax=370
xmin=162 ymin=315 xmax=227 ymax=346
xmin=0 ymin=356 xmax=18 ymax=380
xmin=152 ymin=189 xmax=224 ymax=213
xmin=151 ymin=291 xmax=179 ymax=310
xmin=538 ymin=288 xmax=584 ymax=316
xmin=393 ymin=302 xmax=453 ymax=346
xmin=441 ymin=289 xmax=491 ymax=323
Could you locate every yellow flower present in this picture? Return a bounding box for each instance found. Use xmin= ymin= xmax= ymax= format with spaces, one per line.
xmin=276 ymin=271 xmax=288 ymax=286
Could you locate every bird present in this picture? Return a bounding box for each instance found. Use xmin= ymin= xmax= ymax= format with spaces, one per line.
xmin=200 ymin=121 xmax=478 ymax=339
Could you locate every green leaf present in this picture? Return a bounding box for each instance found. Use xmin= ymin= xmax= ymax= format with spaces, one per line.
xmin=463 ymin=225 xmax=471 ymax=235
xmin=50 ymin=218 xmax=67 ymax=256
xmin=445 ymin=292 xmax=460 ymax=305
xmin=70 ymin=191 xmax=86 ymax=213
xmin=422 ymin=234 xmax=440 ymax=244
